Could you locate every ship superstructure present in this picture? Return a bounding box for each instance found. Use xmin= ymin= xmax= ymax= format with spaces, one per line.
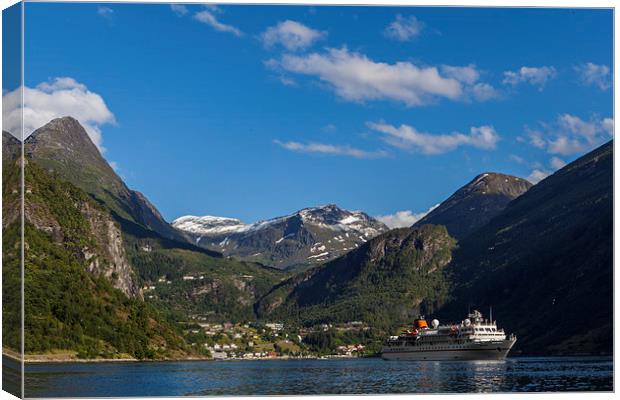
xmin=381 ymin=310 xmax=516 ymax=361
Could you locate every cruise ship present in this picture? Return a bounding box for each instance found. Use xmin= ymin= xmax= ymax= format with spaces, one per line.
xmin=381 ymin=310 xmax=516 ymax=361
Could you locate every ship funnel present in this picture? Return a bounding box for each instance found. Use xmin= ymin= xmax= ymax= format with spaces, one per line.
xmin=413 ymin=318 xmax=428 ymax=330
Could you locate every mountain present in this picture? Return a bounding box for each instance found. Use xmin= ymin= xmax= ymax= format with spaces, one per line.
xmin=256 ymin=224 xmax=456 ymax=329
xmin=413 ymin=172 xmax=532 ymax=240
xmin=439 ymin=141 xmax=613 ymax=355
xmin=255 ymin=142 xmax=612 ymax=356
xmin=24 ymin=117 xmax=185 ymax=243
xmin=173 ymin=205 xmax=389 ymax=269
xmin=8 ymin=118 xmax=286 ymax=359
xmin=3 ymin=155 xmax=193 ymax=359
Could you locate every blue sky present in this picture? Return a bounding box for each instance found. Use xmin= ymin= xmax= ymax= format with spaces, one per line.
xmin=11 ymin=4 xmax=614 ymax=226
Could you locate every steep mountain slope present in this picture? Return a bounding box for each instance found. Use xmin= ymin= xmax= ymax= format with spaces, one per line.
xmin=439 ymin=141 xmax=613 ymax=355
xmin=256 ymin=225 xmax=456 ymax=330
xmin=3 ymin=131 xmax=20 ymax=162
xmin=173 ymin=204 xmax=389 ymax=270
xmin=3 ymin=157 xmax=192 ymax=359
xmin=414 ymin=173 xmax=532 ymax=239
xmin=2 ymin=131 xmax=22 ymax=356
xmin=24 ymin=117 xmax=184 ymax=242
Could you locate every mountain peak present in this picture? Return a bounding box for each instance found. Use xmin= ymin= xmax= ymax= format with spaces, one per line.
xmin=414 ymin=171 xmax=532 ymax=239
xmin=24 ymin=117 xmax=187 ymax=243
xmin=26 ymin=116 xmax=101 ymax=166
xmin=467 ymin=172 xmax=531 ymax=196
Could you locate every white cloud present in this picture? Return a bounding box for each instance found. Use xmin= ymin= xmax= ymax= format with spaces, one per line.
xmin=547 ymin=136 xmax=587 ymax=156
xmin=503 ymin=66 xmax=556 ymax=90
xmin=524 ymin=114 xmax=613 ymax=156
xmin=602 ymin=118 xmax=614 ymax=136
xmin=367 ymin=122 xmax=500 ymax=155
xmin=470 ymin=83 xmax=499 ymax=101
xmin=109 ymin=161 xmax=120 ymax=171
xmin=261 ymin=20 xmax=325 ymax=51
xmin=2 ymin=77 xmax=115 ymax=151
xmin=557 ymin=113 xmax=598 ymax=142
xmin=509 ymin=154 xmax=526 ymax=165
xmin=549 ymin=156 xmax=566 ymax=170
xmin=274 ymin=140 xmax=387 ymax=159
xmin=523 ymin=129 xmax=546 ymax=149
xmin=527 ymin=169 xmax=550 ymax=184
xmin=278 ymin=76 xmax=297 ymax=87
xmin=194 ymin=9 xmax=242 ymax=37
xmin=440 ymin=65 xmax=499 ymax=101
xmin=97 ymin=6 xmax=114 ymax=19
xmin=575 ymin=62 xmax=611 ymax=90
xmin=275 ymin=48 xmax=466 ymax=106
xmin=170 ymin=4 xmax=188 ymax=16
xmin=376 ymin=204 xmax=439 ymax=229
xmin=384 ymin=15 xmax=424 ymax=42
xmin=441 ymin=64 xmax=480 ymax=85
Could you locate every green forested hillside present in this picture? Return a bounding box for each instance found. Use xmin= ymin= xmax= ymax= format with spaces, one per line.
xmin=8 ymin=159 xmax=194 ymax=359
xmin=124 ymin=233 xmax=285 ymax=324
xmin=257 ymin=225 xmax=456 ymax=331
xmin=439 ymin=141 xmax=613 ymax=355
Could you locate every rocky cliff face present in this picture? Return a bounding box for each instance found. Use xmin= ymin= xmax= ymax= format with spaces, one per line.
xmin=79 ymin=202 xmax=141 ymax=298
xmin=173 ymin=204 xmax=389 ymax=270
xmin=23 ymin=159 xmax=140 ymax=298
xmin=414 ymin=172 xmax=532 ymax=240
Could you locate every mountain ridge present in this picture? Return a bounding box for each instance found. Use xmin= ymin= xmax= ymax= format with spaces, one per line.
xmin=173 ymin=204 xmax=389 ymax=269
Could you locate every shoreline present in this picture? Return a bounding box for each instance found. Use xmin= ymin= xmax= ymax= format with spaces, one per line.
xmin=2 ymin=350 xmax=368 ymax=364
xmin=4 ymin=350 xmax=612 ymax=365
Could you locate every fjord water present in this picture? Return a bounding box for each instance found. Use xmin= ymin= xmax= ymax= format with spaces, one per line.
xmin=22 ymin=356 xmax=611 ymax=396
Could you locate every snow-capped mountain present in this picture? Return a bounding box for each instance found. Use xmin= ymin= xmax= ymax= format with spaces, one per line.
xmin=172 ymin=204 xmax=389 ymax=270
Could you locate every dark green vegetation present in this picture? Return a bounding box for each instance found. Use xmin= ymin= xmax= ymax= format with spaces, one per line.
xmin=257 ymin=225 xmax=456 ymax=332
xmin=414 ymin=172 xmax=532 ymax=239
xmin=125 ymin=239 xmax=284 ymax=324
xmin=2 ymin=132 xmax=22 ymax=353
xmin=439 ymin=141 xmax=613 ymax=355
xmin=13 ymin=159 xmax=191 ymax=359
xmin=302 ymin=328 xmax=381 ymax=355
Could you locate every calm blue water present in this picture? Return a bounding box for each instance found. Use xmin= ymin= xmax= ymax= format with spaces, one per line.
xmin=18 ymin=356 xmax=612 ymax=396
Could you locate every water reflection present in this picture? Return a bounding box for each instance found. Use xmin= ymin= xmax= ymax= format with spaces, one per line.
xmin=22 ymin=356 xmax=612 ymax=397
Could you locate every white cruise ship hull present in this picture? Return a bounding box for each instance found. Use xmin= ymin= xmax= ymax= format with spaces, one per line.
xmin=381 ymin=338 xmax=516 ymax=361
